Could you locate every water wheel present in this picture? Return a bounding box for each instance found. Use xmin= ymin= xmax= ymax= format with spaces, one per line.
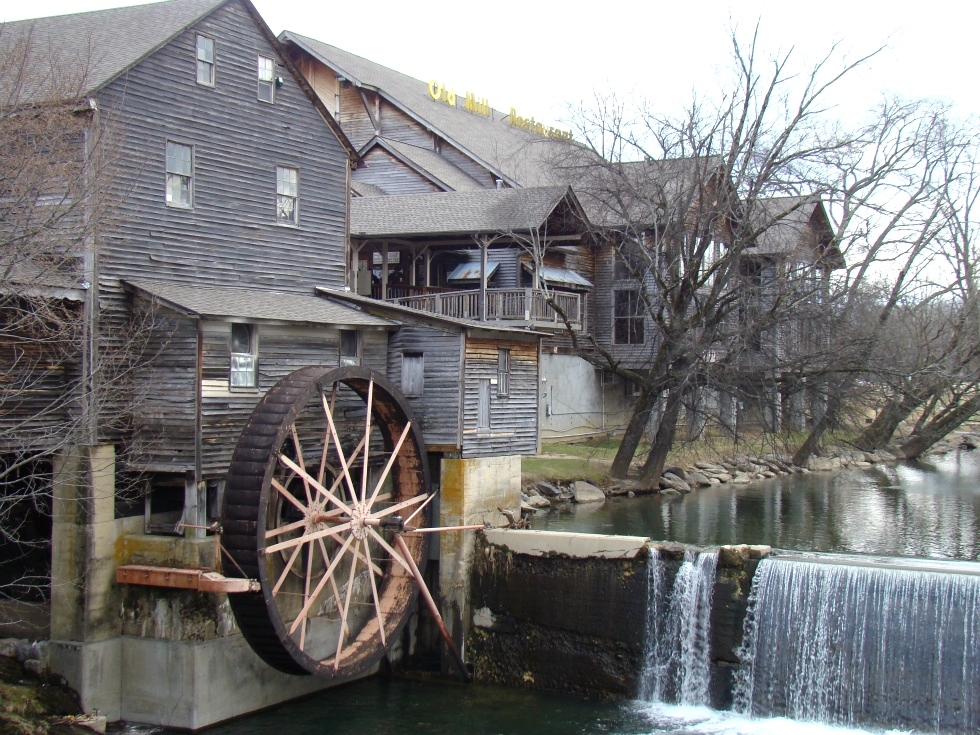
xmin=220 ymin=365 xmax=437 ymax=679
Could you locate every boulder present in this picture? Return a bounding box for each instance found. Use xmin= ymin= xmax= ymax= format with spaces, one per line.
xmin=660 ymin=488 xmax=682 ymax=497
xmin=686 ymin=471 xmax=712 ymax=487
xmin=570 ymin=480 xmax=605 ymax=504
xmin=695 ymin=461 xmax=723 ymax=471
xmin=525 ymin=494 xmax=551 ymax=509
xmin=536 ymin=481 xmax=561 ymax=498
xmin=0 ymin=638 xmax=25 ymax=658
xmin=663 ymin=465 xmax=686 ymax=480
xmin=713 ymin=472 xmax=732 ymax=483
xmin=23 ymin=658 xmax=46 ymax=676
xmin=661 ymin=473 xmax=691 ymax=493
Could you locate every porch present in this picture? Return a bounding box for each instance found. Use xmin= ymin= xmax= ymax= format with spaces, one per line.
xmin=385 ymin=287 xmax=585 ymax=330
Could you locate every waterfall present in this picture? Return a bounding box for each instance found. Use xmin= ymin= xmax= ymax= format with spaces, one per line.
xmin=734 ymin=557 xmax=980 ymax=732
xmin=639 ymin=547 xmax=718 ymax=705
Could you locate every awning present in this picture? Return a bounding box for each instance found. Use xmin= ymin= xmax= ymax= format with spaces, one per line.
xmin=447 ymin=261 xmax=500 ymax=281
xmin=523 ymin=264 xmax=593 ymax=289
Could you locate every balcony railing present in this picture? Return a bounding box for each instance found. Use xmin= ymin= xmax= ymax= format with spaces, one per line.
xmin=387 ymin=288 xmax=584 ymax=330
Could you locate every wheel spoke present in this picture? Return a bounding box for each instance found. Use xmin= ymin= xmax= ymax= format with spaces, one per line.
xmin=290 ymin=424 xmax=313 ymax=507
xmin=289 ymin=532 xmax=355 ymax=636
xmin=272 ymin=539 xmax=306 ymax=596
xmin=403 ymin=491 xmax=437 ymax=526
xmin=371 ymin=493 xmax=428 ymax=521
xmin=266 ymin=520 xmax=352 ymax=555
xmin=279 ymin=454 xmax=354 ymax=517
xmin=265 ymin=517 xmax=308 ymax=540
xmin=271 ymin=477 xmax=307 ymax=514
xmin=317 ymin=384 xmax=339 ymax=487
xmin=317 ymin=536 xmax=344 ymax=613
xmin=361 ymin=379 xmax=373 ymax=504
xmin=366 ymin=422 xmax=413 ymax=510
xmin=366 ymin=527 xmax=414 ymax=575
xmin=363 ymin=537 xmax=386 ymax=646
xmin=300 ymin=542 xmax=313 ymax=651
xmin=333 ymin=539 xmax=362 ymax=669
xmin=320 ymin=391 xmax=359 ymax=501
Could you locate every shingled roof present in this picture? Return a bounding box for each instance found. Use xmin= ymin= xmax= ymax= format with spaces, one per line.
xmin=279 ymin=32 xmax=572 ymax=188
xmin=124 ymin=280 xmax=395 ymax=327
xmin=749 ymin=196 xmax=843 ymax=267
xmin=350 ymin=186 xmax=582 ymax=239
xmin=1 ymin=0 xmax=358 ymax=159
xmin=373 ymin=139 xmax=486 ymax=192
xmin=1 ymin=0 xmax=225 ymax=104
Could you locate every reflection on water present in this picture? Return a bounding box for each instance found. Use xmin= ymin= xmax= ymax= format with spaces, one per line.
xmin=532 ymin=451 xmax=980 ymax=560
xmin=131 ymin=677 xmax=904 ymax=735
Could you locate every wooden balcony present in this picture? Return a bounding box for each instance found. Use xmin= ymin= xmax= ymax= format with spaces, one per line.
xmin=387 ymin=288 xmax=585 ymax=331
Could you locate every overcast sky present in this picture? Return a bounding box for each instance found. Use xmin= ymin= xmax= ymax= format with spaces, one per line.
xmin=2 ymin=0 xmax=978 ymax=132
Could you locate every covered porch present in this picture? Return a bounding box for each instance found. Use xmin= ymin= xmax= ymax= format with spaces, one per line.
xmin=348 ymin=187 xmax=593 ymax=331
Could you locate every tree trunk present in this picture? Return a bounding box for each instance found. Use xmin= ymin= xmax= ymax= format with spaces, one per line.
xmin=899 ymin=394 xmax=980 ymax=459
xmin=638 ymin=387 xmax=684 ymax=483
xmin=610 ymin=388 xmax=658 ymax=478
xmin=853 ymin=391 xmax=923 ymax=451
xmin=792 ymin=393 xmax=838 ymax=466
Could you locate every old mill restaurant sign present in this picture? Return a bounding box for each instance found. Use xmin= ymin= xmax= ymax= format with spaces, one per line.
xmin=428 ymin=78 xmax=573 ymax=140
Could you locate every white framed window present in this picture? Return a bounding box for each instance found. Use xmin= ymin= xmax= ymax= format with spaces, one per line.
xmin=497 ymin=348 xmax=510 ymax=397
xmin=339 ymin=330 xmax=360 ymax=366
xmin=230 ymin=323 xmax=257 ymax=388
xmin=165 ymin=141 xmax=193 ymax=207
xmin=196 ymin=35 xmax=214 ymax=86
xmin=276 ymin=166 xmax=298 ymax=225
xmin=257 ymin=56 xmax=275 ymax=103
xmin=402 ymin=352 xmax=424 ymax=397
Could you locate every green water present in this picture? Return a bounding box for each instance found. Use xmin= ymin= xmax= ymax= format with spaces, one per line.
xmin=532 ymin=452 xmax=980 ymax=560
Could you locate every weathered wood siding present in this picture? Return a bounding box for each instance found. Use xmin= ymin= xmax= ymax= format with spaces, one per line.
xmin=379 ymin=102 xmax=434 ymax=148
xmin=95 ymin=0 xmax=350 ymax=329
xmin=461 ymin=338 xmax=538 ymax=457
xmin=338 ymin=84 xmax=376 ymax=148
xmin=354 ymin=148 xmax=441 ymax=196
xmin=127 ymin=302 xmax=199 ymax=473
xmin=199 ymin=320 xmax=388 ymax=477
xmin=592 ymin=241 xmax=658 ymax=368
xmin=385 ymin=325 xmax=462 ymax=448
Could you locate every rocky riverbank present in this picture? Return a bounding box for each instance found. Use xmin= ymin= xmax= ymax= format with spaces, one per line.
xmin=522 ymin=428 xmax=980 ymax=511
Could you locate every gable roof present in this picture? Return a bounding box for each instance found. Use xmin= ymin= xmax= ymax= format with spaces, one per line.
xmin=749 ymin=196 xmax=843 ymax=268
xmin=279 ymin=32 xmax=573 ymax=188
xmin=364 ymin=138 xmax=486 ymax=192
xmin=350 ymin=186 xmax=584 ymax=239
xmin=125 ymin=280 xmax=395 ymax=327
xmin=1 ymin=0 xmax=358 ymax=161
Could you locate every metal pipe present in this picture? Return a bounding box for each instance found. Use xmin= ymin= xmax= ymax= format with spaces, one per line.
xmin=394 ymin=533 xmax=471 ymax=682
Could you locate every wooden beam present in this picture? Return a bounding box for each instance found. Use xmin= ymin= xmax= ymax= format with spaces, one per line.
xmin=116 ymin=565 xmax=260 ymax=593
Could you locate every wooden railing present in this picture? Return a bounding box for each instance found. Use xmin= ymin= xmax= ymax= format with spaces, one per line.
xmin=388 ymin=288 xmax=584 ymax=330
xmin=371 ymin=284 xmax=452 ymax=300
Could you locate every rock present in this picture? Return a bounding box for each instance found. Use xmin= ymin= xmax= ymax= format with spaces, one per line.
xmin=536 ymin=481 xmax=560 ymax=498
xmin=15 ymin=639 xmax=42 ymax=662
xmin=570 ymin=480 xmax=605 ymax=504
xmin=520 ymin=502 xmax=537 ymax=515
xmin=525 ymin=494 xmax=551 ymax=509
xmin=661 ymin=473 xmax=691 ymax=493
xmin=809 ymin=457 xmax=836 ymax=472
xmin=718 ymin=545 xmax=750 ymax=567
xmin=23 ymin=657 xmax=45 ymax=676
xmin=660 ymin=488 xmax=681 ymax=496
xmin=0 ymin=638 xmax=25 ymax=658
xmin=686 ymin=471 xmax=712 ymax=487
xmin=663 ymin=465 xmax=686 ymax=480
xmin=695 ymin=461 xmax=723 ymax=471
xmin=713 ymin=472 xmax=732 ymax=483
xmin=855 ymin=461 xmax=872 ymax=468
xmin=731 ymin=473 xmax=752 ymax=484
xmin=520 ymin=491 xmax=530 ymax=503
xmin=627 ymin=491 xmax=635 ymax=497
xmin=707 ymin=477 xmax=721 ymax=485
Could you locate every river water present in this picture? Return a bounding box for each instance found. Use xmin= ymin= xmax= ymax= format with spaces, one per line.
xmin=532 ymin=451 xmax=980 ymax=560
xmin=132 ymin=452 xmax=979 ymax=735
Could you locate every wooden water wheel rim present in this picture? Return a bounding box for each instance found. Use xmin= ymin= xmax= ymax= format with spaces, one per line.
xmin=221 ymin=365 xmax=430 ymax=679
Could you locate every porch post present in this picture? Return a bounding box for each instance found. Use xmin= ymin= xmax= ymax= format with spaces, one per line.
xmin=424 ymin=248 xmax=433 ymax=288
xmin=479 ymin=236 xmax=488 ymax=322
xmin=381 ymin=241 xmax=389 ymax=300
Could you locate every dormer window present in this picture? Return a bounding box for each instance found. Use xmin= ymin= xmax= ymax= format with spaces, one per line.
xmin=257 ymin=56 xmax=275 ymax=103
xmin=196 ymin=35 xmax=214 ymax=86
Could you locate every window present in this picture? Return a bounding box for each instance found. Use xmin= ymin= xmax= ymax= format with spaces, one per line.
xmin=614 ymin=249 xmax=644 ymax=280
xmin=613 ymin=289 xmax=644 ymax=344
xmin=339 ymin=330 xmax=360 ymax=366
xmin=402 ymin=352 xmax=424 ymax=397
xmin=230 ymin=323 xmax=257 ymax=388
xmin=257 ymin=56 xmax=275 ymax=103
xmin=166 ymin=142 xmax=193 ymax=207
xmin=497 ymin=348 xmax=510 ymax=396
xmin=478 ymin=379 xmax=491 ymax=429
xmin=196 ymin=35 xmax=214 ymax=86
xmin=276 ymin=166 xmax=298 ymax=224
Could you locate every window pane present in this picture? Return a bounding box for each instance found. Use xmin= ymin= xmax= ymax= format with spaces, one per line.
xmin=277 ymin=167 xmax=297 ymax=196
xmin=277 ymin=195 xmax=296 ymax=223
xmin=340 ymin=330 xmax=357 ymax=356
xmin=231 ymin=323 xmax=251 ymax=354
xmin=197 ymin=36 xmax=214 ymax=62
xmin=166 ymin=142 xmax=192 ymax=175
xmin=258 ymin=56 xmax=274 ymax=81
xmin=230 ymin=354 xmax=256 ymax=388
